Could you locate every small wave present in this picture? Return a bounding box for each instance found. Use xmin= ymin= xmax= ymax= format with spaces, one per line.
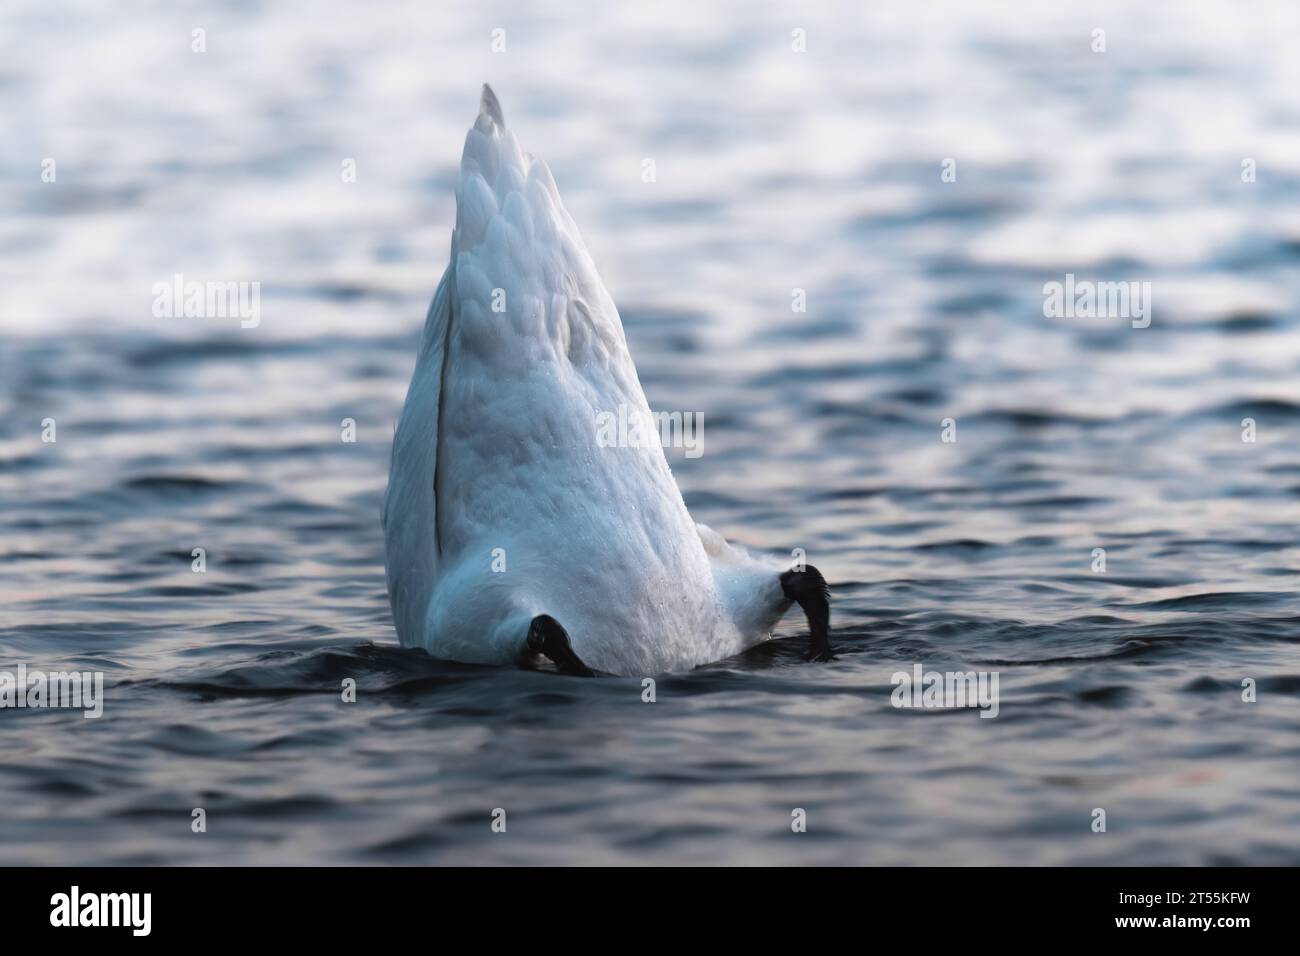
xmin=1119 ymin=591 xmax=1288 ymax=612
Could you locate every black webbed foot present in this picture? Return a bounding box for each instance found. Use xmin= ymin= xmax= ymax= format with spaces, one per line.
xmin=526 ymin=614 xmax=596 ymax=677
xmin=780 ymin=565 xmax=834 ymax=662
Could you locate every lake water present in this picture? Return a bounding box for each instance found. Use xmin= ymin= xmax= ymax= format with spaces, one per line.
xmin=3 ymin=0 xmax=1300 ymax=864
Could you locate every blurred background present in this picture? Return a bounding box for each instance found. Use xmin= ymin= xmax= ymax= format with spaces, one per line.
xmin=1 ymin=0 xmax=1299 ymax=864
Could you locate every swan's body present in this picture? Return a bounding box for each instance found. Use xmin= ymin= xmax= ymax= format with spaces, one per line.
xmin=382 ymin=87 xmax=829 ymax=675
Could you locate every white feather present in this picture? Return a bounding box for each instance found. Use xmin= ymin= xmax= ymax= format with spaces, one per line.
xmin=383 ymin=86 xmax=800 ymax=674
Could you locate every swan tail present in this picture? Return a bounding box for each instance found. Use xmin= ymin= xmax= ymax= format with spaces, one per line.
xmin=478 ymin=83 xmax=504 ymax=128
xmin=451 ymin=84 xmax=630 ymax=375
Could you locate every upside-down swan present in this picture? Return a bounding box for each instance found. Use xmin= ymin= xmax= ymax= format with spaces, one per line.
xmin=382 ymin=86 xmax=830 ymax=675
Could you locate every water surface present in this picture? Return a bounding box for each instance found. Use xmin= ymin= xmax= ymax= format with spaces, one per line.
xmin=2 ymin=0 xmax=1300 ymax=864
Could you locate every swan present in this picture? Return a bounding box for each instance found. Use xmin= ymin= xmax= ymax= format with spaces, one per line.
xmin=382 ymin=85 xmax=831 ymax=675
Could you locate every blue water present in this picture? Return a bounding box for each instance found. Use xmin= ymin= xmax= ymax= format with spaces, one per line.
xmin=3 ymin=0 xmax=1300 ymax=864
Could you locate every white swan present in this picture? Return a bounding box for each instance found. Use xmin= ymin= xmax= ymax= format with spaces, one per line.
xmin=382 ymin=86 xmax=830 ymax=675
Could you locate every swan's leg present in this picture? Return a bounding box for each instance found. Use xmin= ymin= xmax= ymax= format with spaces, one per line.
xmin=780 ymin=565 xmax=833 ymax=662
xmin=526 ymin=614 xmax=596 ymax=677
